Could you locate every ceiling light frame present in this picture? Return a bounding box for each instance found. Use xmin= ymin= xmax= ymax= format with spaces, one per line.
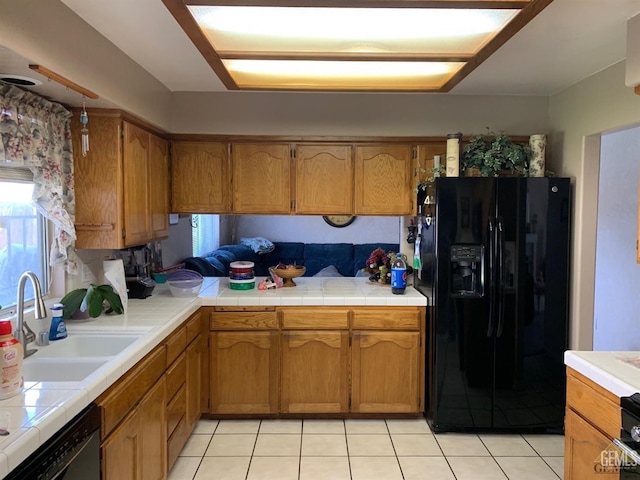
xmin=162 ymin=0 xmax=554 ymax=92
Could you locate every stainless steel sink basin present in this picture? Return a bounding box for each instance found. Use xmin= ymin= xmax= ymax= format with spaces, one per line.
xmin=36 ymin=333 xmax=143 ymax=358
xmin=22 ymin=357 xmax=109 ymax=382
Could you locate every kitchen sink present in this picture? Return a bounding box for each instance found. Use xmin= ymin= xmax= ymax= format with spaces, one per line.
xmin=22 ymin=357 xmax=110 ymax=382
xmin=35 ymin=333 xmax=143 ymax=358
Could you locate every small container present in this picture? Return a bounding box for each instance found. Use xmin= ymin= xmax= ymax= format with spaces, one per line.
xmin=49 ymin=303 xmax=68 ymax=341
xmin=229 ymin=271 xmax=255 ymax=281
xmin=229 ymin=278 xmax=255 ymax=290
xmin=167 ymin=270 xmax=203 ymax=297
xmin=230 ymin=261 xmax=255 ymax=274
xmin=0 ymin=320 xmax=23 ymax=399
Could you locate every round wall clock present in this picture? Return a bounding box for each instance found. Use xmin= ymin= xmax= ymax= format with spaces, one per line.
xmin=323 ymin=215 xmax=356 ymax=228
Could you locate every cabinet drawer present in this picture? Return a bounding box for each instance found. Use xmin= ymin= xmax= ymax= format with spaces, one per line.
xmin=186 ymin=311 xmax=202 ymax=344
xmin=352 ymin=308 xmax=421 ymax=330
xmin=98 ymin=346 xmax=166 ymax=439
xmin=166 ymin=352 xmax=186 ymax=401
xmin=167 ymin=384 xmax=187 ymax=437
xmin=566 ymin=368 xmax=620 ymax=439
xmin=210 ymin=312 xmax=278 ymax=330
xmin=167 ymin=417 xmax=189 ymax=472
xmin=166 ymin=326 xmax=187 ymax=367
xmin=281 ymin=308 xmax=349 ymax=329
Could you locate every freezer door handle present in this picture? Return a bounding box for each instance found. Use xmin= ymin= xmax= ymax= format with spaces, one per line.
xmin=496 ymin=216 xmax=505 ymax=338
xmin=487 ymin=217 xmax=495 ymax=337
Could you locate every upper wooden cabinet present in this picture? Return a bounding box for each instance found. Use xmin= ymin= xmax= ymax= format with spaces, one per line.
xmin=355 ymin=145 xmax=414 ymax=215
xmin=295 ymin=144 xmax=353 ymax=215
xmin=232 ymin=143 xmax=291 ymax=214
xmin=171 ymin=142 xmax=231 ymax=213
xmin=71 ymin=111 xmax=169 ymax=249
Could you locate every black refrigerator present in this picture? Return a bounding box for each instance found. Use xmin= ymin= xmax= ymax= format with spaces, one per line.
xmin=415 ymin=177 xmax=570 ymax=433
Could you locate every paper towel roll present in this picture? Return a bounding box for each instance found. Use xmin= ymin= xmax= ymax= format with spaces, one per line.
xmin=103 ymin=259 xmax=128 ymax=313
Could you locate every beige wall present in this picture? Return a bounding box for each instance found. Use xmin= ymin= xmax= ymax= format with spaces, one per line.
xmin=549 ymin=60 xmax=640 ymax=350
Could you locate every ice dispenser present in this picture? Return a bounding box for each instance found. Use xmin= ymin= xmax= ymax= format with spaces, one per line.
xmin=450 ymin=244 xmax=484 ymax=297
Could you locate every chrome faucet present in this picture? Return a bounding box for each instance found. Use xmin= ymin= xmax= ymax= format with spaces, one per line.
xmin=15 ymin=271 xmax=47 ymax=358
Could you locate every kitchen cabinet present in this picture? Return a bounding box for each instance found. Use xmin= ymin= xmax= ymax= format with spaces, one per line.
xmin=232 ymin=143 xmax=291 ymax=214
xmin=354 ymin=145 xmax=414 ymax=215
xmin=295 ymin=144 xmax=353 ymax=214
xmin=564 ymin=367 xmax=621 ymax=480
xmin=209 ymin=307 xmax=280 ymax=414
xmin=351 ymin=308 xmax=424 ymax=413
xmin=71 ymin=110 xmax=169 ymax=248
xmin=280 ymin=308 xmax=349 ymax=413
xmin=171 ymin=141 xmax=231 ymax=213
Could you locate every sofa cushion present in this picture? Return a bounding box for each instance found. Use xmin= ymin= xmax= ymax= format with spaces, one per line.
xmin=218 ymin=244 xmax=260 ymax=263
xmin=184 ymin=256 xmax=222 ymax=276
xmin=302 ymin=243 xmax=354 ymax=276
xmin=259 ymin=242 xmax=305 ymax=275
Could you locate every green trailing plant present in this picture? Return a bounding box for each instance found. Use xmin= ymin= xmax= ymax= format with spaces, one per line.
xmin=60 ymin=284 xmax=124 ymax=320
xmin=462 ymin=130 xmax=531 ymax=177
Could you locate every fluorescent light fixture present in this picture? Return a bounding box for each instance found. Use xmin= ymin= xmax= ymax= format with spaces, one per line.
xmin=162 ymin=0 xmax=554 ymax=92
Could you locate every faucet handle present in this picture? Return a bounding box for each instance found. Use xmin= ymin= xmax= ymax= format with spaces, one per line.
xmin=22 ymin=321 xmax=36 ymax=344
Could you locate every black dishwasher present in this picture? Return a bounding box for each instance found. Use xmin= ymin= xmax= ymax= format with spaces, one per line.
xmin=5 ymin=402 xmax=100 ymax=480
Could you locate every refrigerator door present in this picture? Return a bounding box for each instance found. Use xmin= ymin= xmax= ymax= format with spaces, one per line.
xmin=492 ymin=177 xmax=570 ymax=431
xmin=431 ymin=177 xmax=497 ymax=431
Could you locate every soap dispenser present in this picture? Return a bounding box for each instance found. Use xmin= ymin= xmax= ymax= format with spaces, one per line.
xmin=49 ymin=303 xmax=67 ymax=341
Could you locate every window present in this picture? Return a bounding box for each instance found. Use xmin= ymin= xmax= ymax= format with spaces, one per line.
xmin=0 ymin=168 xmax=49 ymax=312
xmin=191 ymin=214 xmax=220 ymax=257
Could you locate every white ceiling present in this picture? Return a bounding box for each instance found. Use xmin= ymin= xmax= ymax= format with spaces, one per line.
xmin=2 ymin=0 xmax=640 ymax=105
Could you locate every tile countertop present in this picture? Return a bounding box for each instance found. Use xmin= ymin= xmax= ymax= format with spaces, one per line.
xmin=565 ymin=350 xmax=640 ymax=398
xmin=0 ymin=276 xmax=428 ymax=478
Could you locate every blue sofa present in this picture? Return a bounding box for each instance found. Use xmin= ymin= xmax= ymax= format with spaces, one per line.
xmin=184 ymin=242 xmax=400 ymax=277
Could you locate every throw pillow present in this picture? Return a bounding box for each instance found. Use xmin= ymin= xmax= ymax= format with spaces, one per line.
xmin=313 ymin=265 xmax=344 ymax=277
xmin=240 ymin=237 xmax=275 ymax=254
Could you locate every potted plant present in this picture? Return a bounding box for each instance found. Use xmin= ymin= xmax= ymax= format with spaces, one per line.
xmin=60 ymin=284 xmax=124 ymax=320
xmin=462 ymin=130 xmax=531 ymax=177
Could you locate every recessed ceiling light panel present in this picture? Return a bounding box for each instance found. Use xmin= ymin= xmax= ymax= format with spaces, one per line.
xmin=0 ymin=74 xmax=43 ymax=87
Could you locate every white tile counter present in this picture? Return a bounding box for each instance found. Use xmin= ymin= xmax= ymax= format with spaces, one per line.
xmin=565 ymin=350 xmax=640 ymax=398
xmin=0 ymin=276 xmax=428 ymax=478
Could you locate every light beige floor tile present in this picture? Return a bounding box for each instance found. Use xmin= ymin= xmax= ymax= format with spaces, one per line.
xmin=479 ymin=434 xmax=538 ymax=456
xmin=435 ymin=433 xmax=490 ymax=456
xmin=247 ymin=456 xmax=299 ymax=480
xmin=495 ymin=456 xmax=560 ymax=480
xmin=179 ymin=434 xmax=212 ymax=457
xmin=398 ymin=456 xmax=456 ymax=480
xmin=347 ymin=434 xmax=395 ymax=456
xmin=302 ymin=434 xmax=348 ymax=456
xmin=386 ymin=418 xmax=432 ymax=434
xmin=345 ymin=419 xmax=388 ymax=434
xmin=205 ymin=434 xmax=257 ymax=456
xmin=215 ymin=419 xmax=261 ymax=434
xmin=391 ymin=433 xmax=442 ymax=456
xmin=543 ymin=456 xmax=564 ymax=479
xmin=523 ymin=434 xmax=565 ymax=457
xmin=253 ymin=433 xmax=301 ymax=456
xmin=259 ymin=419 xmax=302 ymax=434
xmin=193 ymin=419 xmax=219 ymax=434
xmin=303 ymin=419 xmax=345 ymax=434
xmin=168 ymin=457 xmax=201 ymax=480
xmin=300 ymin=456 xmax=351 ymax=480
xmin=194 ymin=456 xmax=250 ymax=480
xmin=447 ymin=456 xmax=508 ymax=480
xmin=350 ymin=456 xmax=403 ymax=480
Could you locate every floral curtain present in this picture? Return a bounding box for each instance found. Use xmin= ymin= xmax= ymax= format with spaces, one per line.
xmin=0 ymin=82 xmax=77 ymax=274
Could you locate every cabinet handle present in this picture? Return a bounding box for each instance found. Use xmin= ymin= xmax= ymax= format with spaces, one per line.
xmin=75 ymin=223 xmax=115 ymax=231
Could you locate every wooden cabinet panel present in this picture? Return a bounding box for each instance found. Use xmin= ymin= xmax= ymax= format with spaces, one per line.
xmin=139 ymin=376 xmax=166 ymax=480
xmin=566 ymin=370 xmax=620 ymax=439
xmin=210 ymin=311 xmax=278 ymax=330
xmin=352 ymin=307 xmax=421 ymax=330
xmin=280 ymin=308 xmax=349 ymax=329
xmin=166 ymin=327 xmax=187 ymax=367
xmin=354 ymin=145 xmax=413 ymax=215
xmin=101 ymin=408 xmax=141 ymax=480
xmin=281 ymin=331 xmax=349 ymax=413
xmin=186 ymin=334 xmax=204 ymax=430
xmin=210 ymin=331 xmax=279 ymax=414
xmin=232 ymin=143 xmax=291 ymax=214
xmin=565 ymin=408 xmax=619 ymax=480
xmin=351 ymin=331 xmax=420 ymax=413
xmin=295 ymin=144 xmax=353 ymax=214
xmin=171 ymin=142 xmax=231 ymax=213
xmin=166 ymin=353 xmax=186 ymax=404
xmin=123 ymin=122 xmax=152 ymax=246
xmin=149 ymin=134 xmax=170 ymax=239
xmin=167 ymin=384 xmax=186 ymax=438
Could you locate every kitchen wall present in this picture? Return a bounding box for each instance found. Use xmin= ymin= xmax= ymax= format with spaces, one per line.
xmin=593 ymin=125 xmax=640 ymax=351
xmin=549 ymin=60 xmax=640 ymax=350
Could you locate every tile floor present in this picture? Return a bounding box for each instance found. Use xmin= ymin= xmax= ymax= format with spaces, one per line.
xmin=168 ymin=418 xmax=564 ymax=480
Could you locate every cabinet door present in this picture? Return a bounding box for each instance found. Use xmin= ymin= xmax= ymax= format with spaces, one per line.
xmin=415 ymin=143 xmax=446 ymax=215
xmin=171 ymin=142 xmax=231 ymax=213
xmin=351 ymin=331 xmax=420 ymax=413
xmin=210 ymin=331 xmax=279 ymax=414
xmin=123 ymin=122 xmax=152 ymax=246
xmin=232 ymin=143 xmax=291 ymax=214
xmin=149 ymin=134 xmax=170 ymax=239
xmin=565 ymin=408 xmax=619 ymax=480
xmin=281 ymin=331 xmax=349 ymax=413
xmin=139 ymin=376 xmax=167 ymax=480
xmin=102 ymin=409 xmax=142 ymax=480
xmin=295 ymin=144 xmax=353 ymax=214
xmin=354 ymin=145 xmax=413 ymax=215
xmin=186 ymin=334 xmax=204 ymax=430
